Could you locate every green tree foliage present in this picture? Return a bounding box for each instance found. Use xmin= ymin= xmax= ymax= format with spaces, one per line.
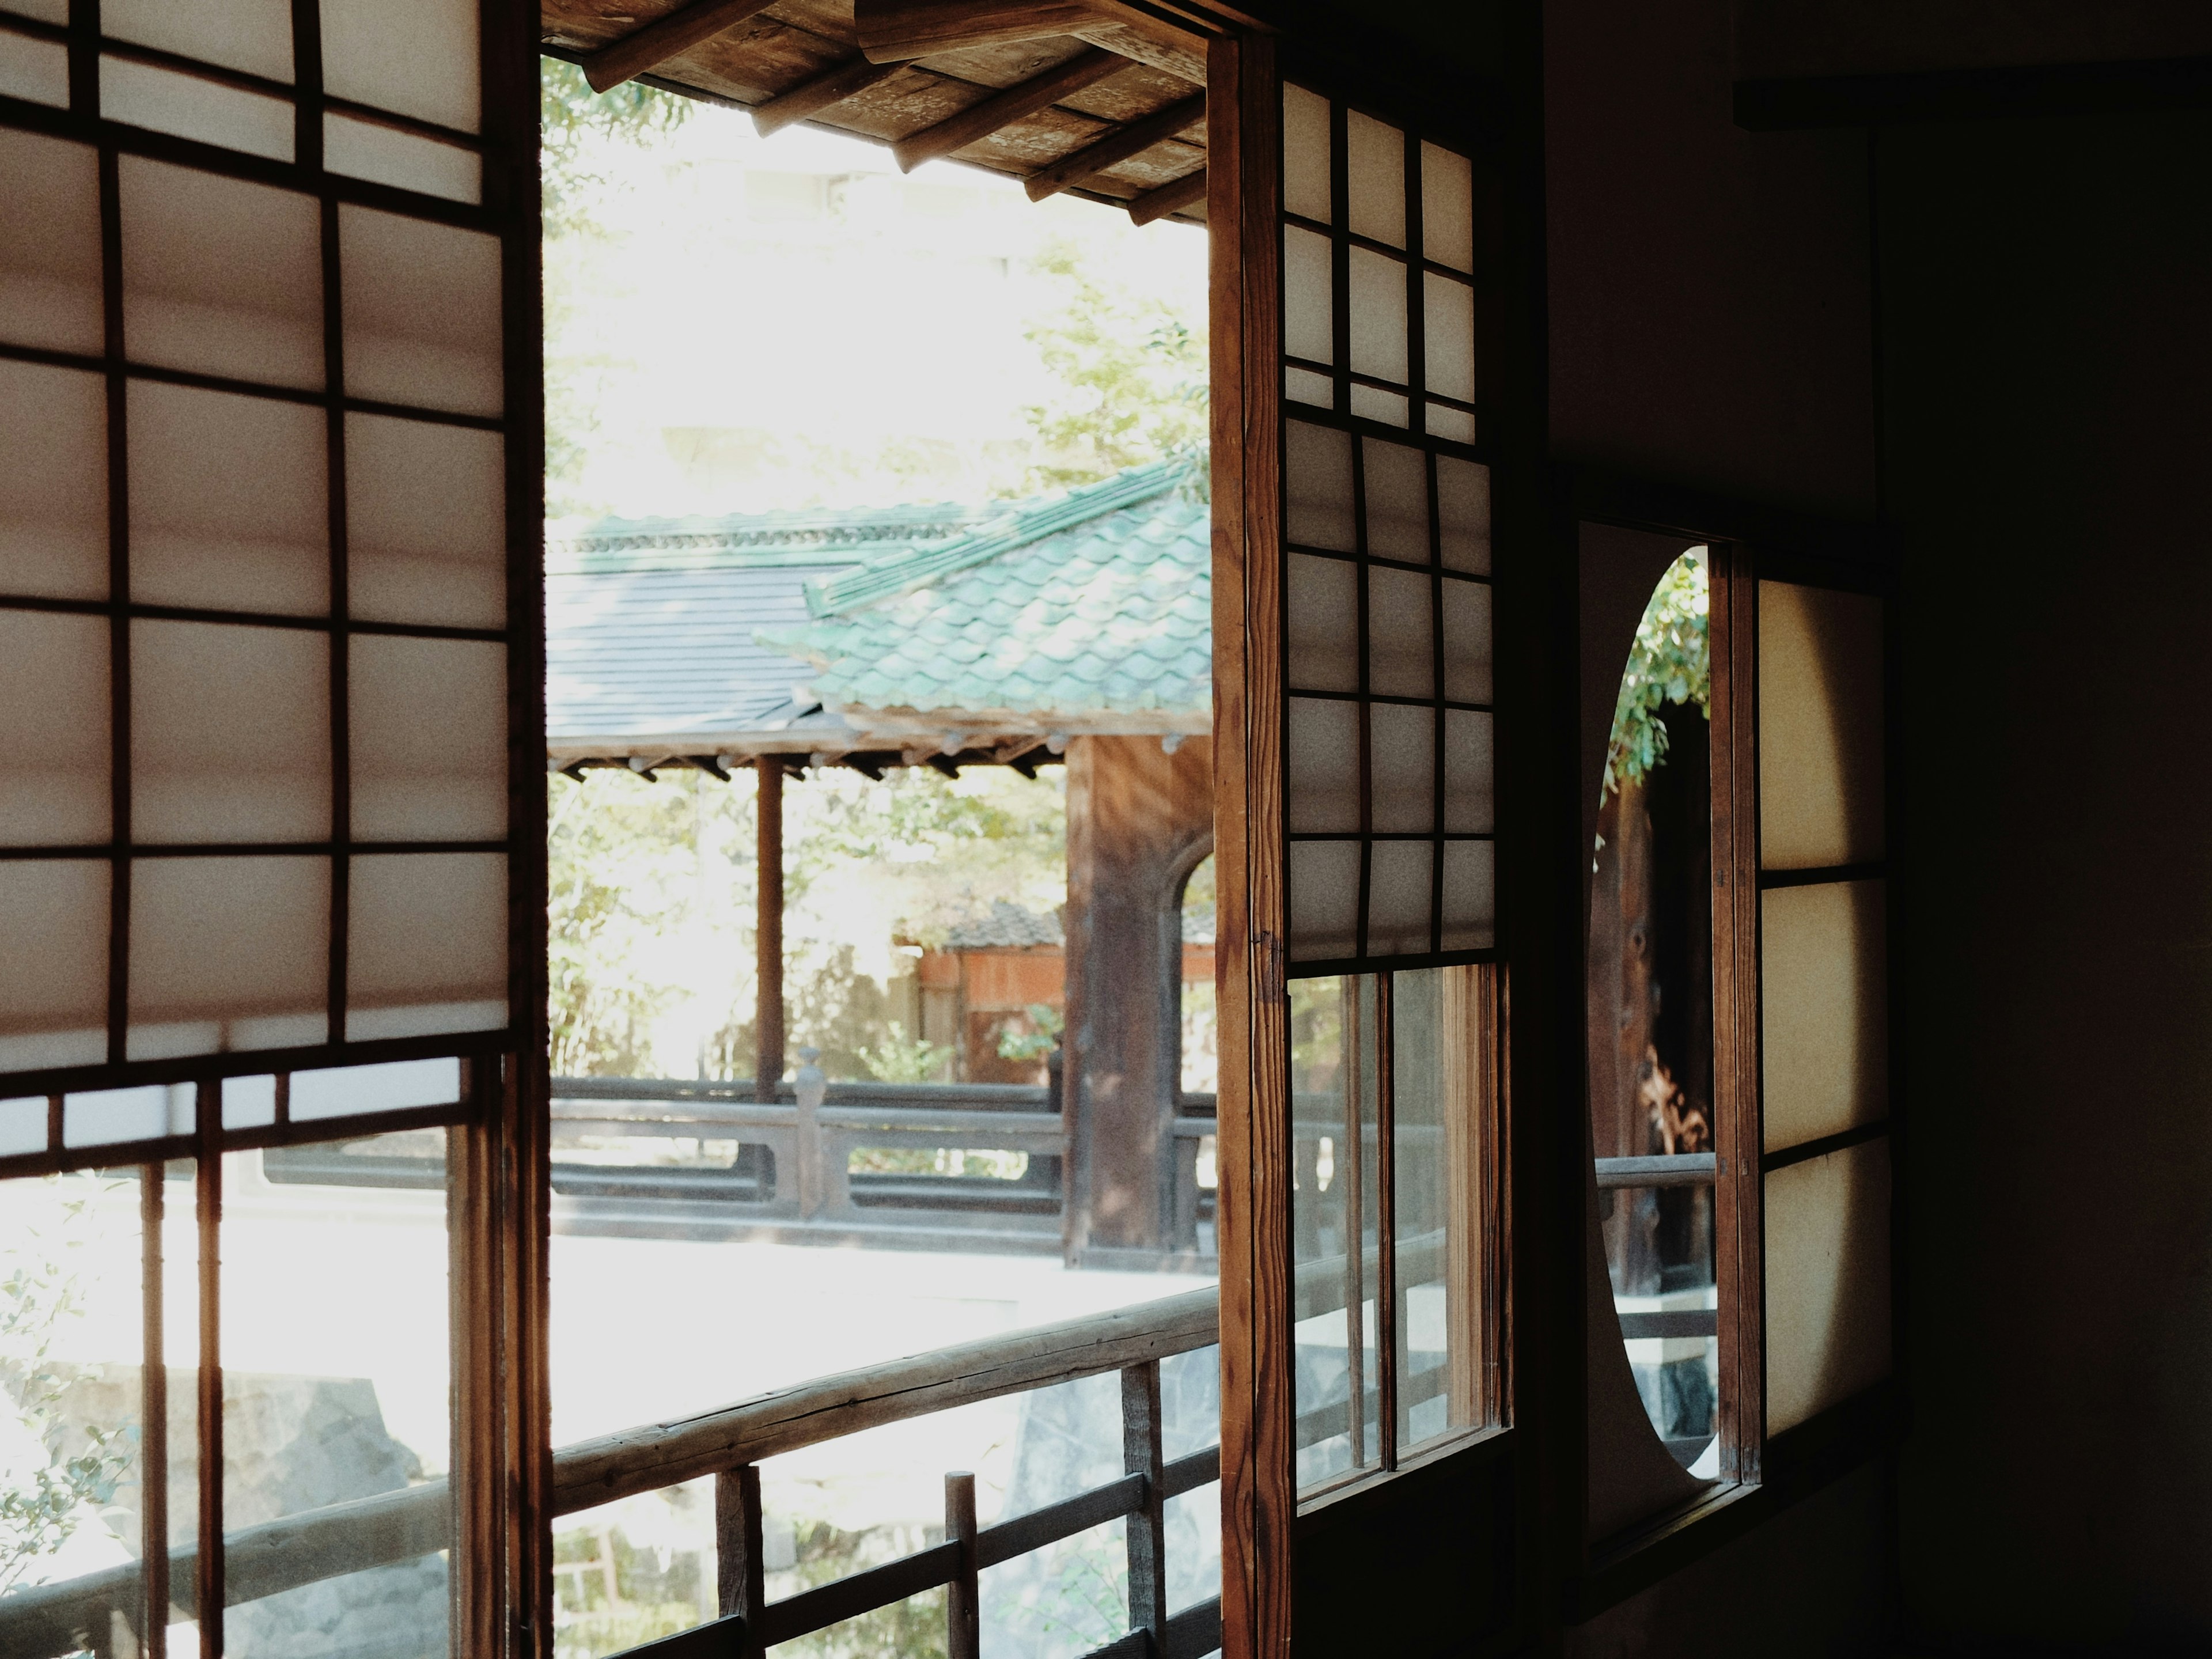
xmin=1018 ymin=237 xmax=1208 ymax=493
xmin=1601 ymin=550 xmax=1710 ymax=802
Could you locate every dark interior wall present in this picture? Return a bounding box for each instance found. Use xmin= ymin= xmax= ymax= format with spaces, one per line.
xmin=1736 ymin=0 xmax=2212 ymax=79
xmin=1880 ymin=108 xmax=2212 ymax=1651
xmin=1545 ymin=0 xmax=1877 ymax=517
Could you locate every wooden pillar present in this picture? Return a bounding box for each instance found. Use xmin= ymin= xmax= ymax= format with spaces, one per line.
xmin=755 ymin=757 xmax=785 ymax=1103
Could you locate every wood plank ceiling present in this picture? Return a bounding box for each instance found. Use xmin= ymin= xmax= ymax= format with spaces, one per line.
xmin=539 ymin=0 xmax=1210 ymax=224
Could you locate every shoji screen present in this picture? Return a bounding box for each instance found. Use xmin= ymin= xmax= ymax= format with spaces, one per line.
xmin=1752 ymin=577 xmax=1892 ymax=1435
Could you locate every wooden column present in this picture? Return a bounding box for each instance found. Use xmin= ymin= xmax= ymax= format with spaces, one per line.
xmin=756 ymin=758 xmax=785 ymax=1103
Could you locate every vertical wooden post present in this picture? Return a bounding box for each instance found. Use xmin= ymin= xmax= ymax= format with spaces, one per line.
xmin=716 ymin=1463 xmax=766 ymax=1658
xmin=944 ymin=1471 xmax=979 ymax=1659
xmin=756 ymin=758 xmax=786 ymax=1103
xmin=1122 ymin=1362 xmax=1168 ymax=1641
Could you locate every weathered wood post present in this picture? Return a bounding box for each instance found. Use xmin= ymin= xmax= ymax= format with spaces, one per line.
xmin=755 ymin=756 xmax=785 ymax=1104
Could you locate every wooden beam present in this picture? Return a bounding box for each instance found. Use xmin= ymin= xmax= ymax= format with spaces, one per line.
xmin=892 ymin=47 xmax=1124 ymax=172
xmin=582 ymin=0 xmax=776 ymax=93
xmin=1024 ymin=90 xmax=1203 ymax=202
xmin=755 ymin=756 xmax=785 ymax=1103
xmin=1126 ymin=163 xmax=1203 ymax=225
xmin=854 ymin=0 xmax=1105 ymax=63
xmin=752 ymin=55 xmax=905 ymax=137
xmin=1071 ymin=20 xmax=1204 ymax=85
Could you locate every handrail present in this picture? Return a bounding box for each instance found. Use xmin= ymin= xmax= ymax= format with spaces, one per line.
xmin=1594 ymin=1152 xmax=1717 ymax=1189
xmin=554 ymin=1076 xmax=1052 ymax=1109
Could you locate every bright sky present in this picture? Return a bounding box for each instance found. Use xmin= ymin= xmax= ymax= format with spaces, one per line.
xmin=546 ymin=96 xmax=1209 ymax=522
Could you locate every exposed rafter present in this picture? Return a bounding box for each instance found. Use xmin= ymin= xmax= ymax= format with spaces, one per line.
xmin=1126 ymin=164 xmax=1203 ymax=225
xmin=1070 ymin=20 xmax=1204 ymax=84
xmin=581 ymin=0 xmax=777 ymax=92
xmin=751 ymin=54 xmax=906 ymax=136
xmin=892 ymin=47 xmax=1126 ymax=172
xmin=854 ymin=0 xmax=1105 ymax=63
xmin=1024 ymin=89 xmax=1203 ymax=201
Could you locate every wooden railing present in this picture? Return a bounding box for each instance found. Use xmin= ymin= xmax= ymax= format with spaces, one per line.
xmin=0 ymin=1290 xmax=1224 ymax=1659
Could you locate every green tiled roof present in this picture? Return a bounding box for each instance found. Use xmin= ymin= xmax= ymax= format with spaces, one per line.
xmin=763 ymin=459 xmax=1210 ymax=724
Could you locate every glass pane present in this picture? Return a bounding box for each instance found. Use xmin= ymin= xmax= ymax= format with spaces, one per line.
xmin=0 ymin=861 xmax=109 ymax=1074
xmin=1439 ymin=578 xmax=1492 ymax=704
xmin=101 ymin=55 xmax=294 ymax=161
xmin=1422 ymin=272 xmax=1475 ymax=406
xmin=291 ymin=1056 xmax=462 ymax=1121
xmin=219 ymin=1130 xmax=454 ymax=1658
xmin=1437 ymin=841 xmax=1494 ymax=952
xmin=1418 ymin=141 xmax=1474 ymax=273
xmin=1281 ymin=224 xmax=1332 ymax=366
xmin=1758 ymin=581 xmax=1885 ymax=870
xmin=1764 ymin=1136 xmax=1892 ymax=1434
xmin=1441 ymin=710 xmax=1494 ymax=835
xmin=348 ymin=635 xmax=507 ymax=842
xmin=127 ymin=855 xmax=331 ymax=1058
xmin=1762 ymin=878 xmax=1887 ymax=1153
xmin=225 ymin=1073 xmax=280 ymax=1130
xmin=1284 ymin=697 xmax=1360 ymax=834
xmin=128 ymin=381 xmax=329 ymax=615
xmin=0 ymin=127 xmax=102 ymax=354
xmin=346 ymin=852 xmax=507 ymax=1040
xmin=119 ymin=158 xmax=323 ymax=390
xmin=1286 ymin=842 xmax=1359 ymax=964
xmin=321 ymin=0 xmax=480 ymax=134
xmin=1290 ymin=975 xmax=1376 ymax=1489
xmin=1363 ymin=842 xmax=1429 ymax=956
xmin=1366 ymin=703 xmax=1433 ymax=835
xmin=1366 ymin=565 xmax=1432 ymax=699
xmin=104 ymin=0 xmax=293 ymax=81
xmin=1282 ymin=421 xmax=1354 ymax=552
xmin=1284 ymin=554 xmax=1359 ymax=694
xmin=1280 ymin=84 xmax=1331 ymax=223
xmin=63 ymin=1083 xmax=191 ymax=1148
xmin=1392 ymin=966 xmax=1485 ymax=1451
xmin=324 ymin=112 xmax=482 ymax=205
xmin=339 ymin=206 xmax=502 ymax=418
xmin=1361 ymin=438 xmax=1428 ymax=563
xmin=0 ymin=26 xmax=67 ymax=107
xmin=1435 ymin=457 xmax=1491 ymax=574
xmin=0 ymin=608 xmax=109 ymax=845
xmin=0 ymin=357 xmax=108 ymax=600
xmin=131 ymin=619 xmax=332 ymax=844
xmin=1344 ymin=112 xmax=1404 ymax=249
xmin=1346 ymin=248 xmax=1407 ymax=385
xmin=344 ymin=414 xmax=506 ymax=630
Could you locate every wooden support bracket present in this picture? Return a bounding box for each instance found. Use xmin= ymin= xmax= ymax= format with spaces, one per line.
xmin=582 ymin=0 xmax=777 ymax=92
xmin=1127 ymin=164 xmax=1203 ymax=225
xmin=892 ymin=47 xmax=1126 ymax=171
xmin=1025 ymin=89 xmax=1204 ymax=201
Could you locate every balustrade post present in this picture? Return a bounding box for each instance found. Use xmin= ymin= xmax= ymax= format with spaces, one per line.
xmin=945 ymin=1471 xmax=979 ymax=1659
xmin=793 ymin=1047 xmax=827 ymax=1219
xmin=715 ymin=1463 xmax=766 ymax=1659
xmin=1121 ymin=1361 xmax=1167 ymax=1642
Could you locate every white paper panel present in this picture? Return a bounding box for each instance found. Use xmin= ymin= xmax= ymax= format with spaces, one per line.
xmin=222 ymin=1073 xmax=278 ymax=1130
xmin=0 ymin=609 xmax=108 ymax=845
xmin=1345 ymin=111 xmax=1404 ymax=249
xmin=1423 ymin=273 xmax=1476 ymax=405
xmin=128 ymin=381 xmax=327 ymax=615
xmin=1366 ymin=840 xmax=1431 ymax=955
xmin=339 ymin=205 xmax=502 ymax=417
xmin=0 ymin=1096 xmax=44 ymax=1156
xmin=104 ymin=0 xmax=292 ymax=81
xmin=1367 ymin=566 xmax=1433 ymax=699
xmin=131 ymin=620 xmax=330 ymax=843
xmin=120 ymin=158 xmax=322 ymax=388
xmin=63 ymin=1082 xmax=192 ymax=1148
xmin=344 ymin=414 xmax=505 ymax=629
xmin=1766 ymin=1137 xmax=1892 ymax=1434
xmin=1368 ymin=703 xmax=1434 ymax=834
xmin=0 ymin=128 xmax=101 ymax=353
xmin=349 ymin=635 xmax=506 ymax=842
xmin=101 ymin=56 xmax=293 ymax=161
xmin=1281 ymin=84 xmax=1331 ymax=223
xmin=1287 ymin=840 xmax=1359 ymax=962
xmin=346 ymin=852 xmax=506 ymax=1038
xmin=1419 ymin=141 xmax=1474 ymax=273
xmin=0 ymin=860 xmax=107 ymax=1074
xmin=1283 ymin=421 xmax=1354 ymax=551
xmin=1285 ymin=697 xmax=1359 ymax=834
xmin=1284 ymin=365 xmax=1332 ymax=408
xmin=1759 ymin=581 xmax=1884 ymax=870
xmin=1347 ymin=247 xmax=1407 ymax=385
xmin=1282 ymin=224 xmax=1333 ymax=366
xmin=1435 ymin=458 xmax=1491 ymax=573
xmin=1285 ymin=554 xmax=1358 ymax=694
xmin=1442 ymin=711 xmax=1494 ymax=834
xmin=1 ymin=1 xmax=66 ymax=23
xmin=0 ymin=27 xmax=66 ymax=107
xmin=1438 ymin=840 xmax=1495 ymax=951
xmin=1762 ymin=879 xmax=1887 ymax=1153
xmin=321 ymin=0 xmax=480 ymax=134
xmin=1362 ymin=439 xmax=1428 ymax=563
xmin=1426 ymin=405 xmax=1475 ymax=444
xmin=0 ymin=358 xmax=107 ymax=599
xmin=324 ymin=112 xmax=481 ymax=204
xmin=1440 ymin=578 xmax=1494 ymax=704
xmin=292 ymin=1055 xmax=462 ymax=1120
xmin=128 ymin=855 xmax=329 ymax=1058
xmin=1348 ymin=384 xmax=1408 ymax=427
